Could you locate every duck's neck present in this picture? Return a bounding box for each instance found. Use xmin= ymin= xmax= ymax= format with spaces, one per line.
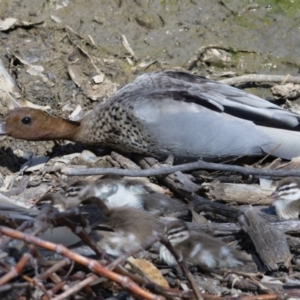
xmin=42 ymin=116 xmax=81 ymax=141
xmin=274 ymin=199 xmax=300 ymax=219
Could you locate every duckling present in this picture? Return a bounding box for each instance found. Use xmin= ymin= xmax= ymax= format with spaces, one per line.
xmin=1 ymin=71 xmax=300 ymax=160
xmin=271 ymin=177 xmax=300 ymax=220
xmin=65 ymin=175 xmax=187 ymax=215
xmin=160 ymin=220 xmax=247 ymax=269
xmin=78 ymin=198 xmax=166 ymax=256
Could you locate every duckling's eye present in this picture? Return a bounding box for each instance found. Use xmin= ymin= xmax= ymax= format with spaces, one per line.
xmin=21 ymin=117 xmax=32 ymax=125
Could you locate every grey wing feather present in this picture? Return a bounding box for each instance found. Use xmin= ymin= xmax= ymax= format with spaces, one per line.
xmin=121 ymin=71 xmax=300 ymax=129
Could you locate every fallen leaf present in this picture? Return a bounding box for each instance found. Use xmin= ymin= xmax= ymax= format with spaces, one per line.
xmin=127 ymin=257 xmax=169 ymax=287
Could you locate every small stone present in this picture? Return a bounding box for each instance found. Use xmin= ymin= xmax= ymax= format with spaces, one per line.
xmin=92 ymin=74 xmax=105 ymax=84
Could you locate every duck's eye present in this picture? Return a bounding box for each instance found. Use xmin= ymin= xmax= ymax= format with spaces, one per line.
xmin=21 ymin=117 xmax=31 ymax=125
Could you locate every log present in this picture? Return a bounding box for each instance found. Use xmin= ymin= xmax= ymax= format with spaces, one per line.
xmin=238 ymin=207 xmax=292 ymax=270
xmin=206 ymin=182 xmax=274 ymax=205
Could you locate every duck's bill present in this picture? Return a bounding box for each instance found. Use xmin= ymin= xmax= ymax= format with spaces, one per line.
xmin=0 ymin=122 xmax=7 ymax=135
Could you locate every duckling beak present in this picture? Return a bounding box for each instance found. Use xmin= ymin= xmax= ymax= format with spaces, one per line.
xmin=0 ymin=121 xmax=7 ymax=135
xmin=270 ymin=190 xmax=279 ymax=200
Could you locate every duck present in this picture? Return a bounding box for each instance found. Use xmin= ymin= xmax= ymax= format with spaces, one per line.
xmin=2 ymin=71 xmax=300 ymax=160
xmin=159 ymin=219 xmax=247 ymax=269
xmin=65 ymin=175 xmax=188 ymax=216
xmin=271 ymin=177 xmax=300 ymax=220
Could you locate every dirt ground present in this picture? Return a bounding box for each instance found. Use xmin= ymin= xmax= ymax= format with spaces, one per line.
xmin=1 ymin=0 xmax=300 ymax=299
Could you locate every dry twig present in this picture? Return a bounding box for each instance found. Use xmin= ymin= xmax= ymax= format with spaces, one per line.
xmin=0 ymin=226 xmax=165 ymax=300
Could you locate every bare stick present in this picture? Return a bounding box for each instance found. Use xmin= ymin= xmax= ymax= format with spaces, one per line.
xmin=52 ymin=274 xmax=98 ymax=300
xmin=62 ymin=160 xmax=300 ymax=177
xmin=219 ymin=74 xmax=300 ymax=86
xmin=0 ymin=253 xmax=32 ymax=285
xmin=35 ymin=258 xmax=71 ymax=281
